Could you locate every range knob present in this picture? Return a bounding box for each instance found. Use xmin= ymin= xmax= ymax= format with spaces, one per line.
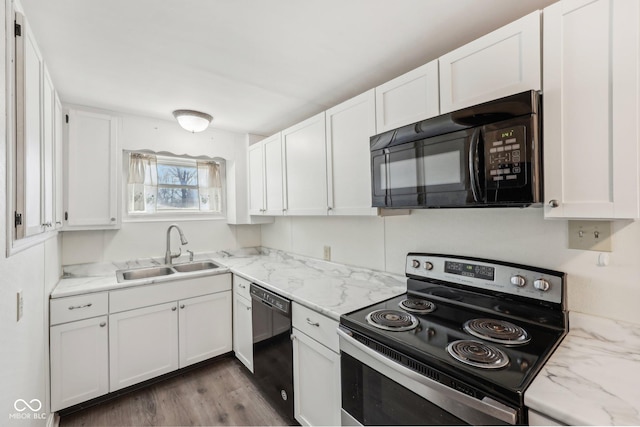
xmin=411 ymin=259 xmax=420 ymax=268
xmin=533 ymin=279 xmax=550 ymax=292
xmin=424 ymin=262 xmax=433 ymax=271
xmin=510 ymin=275 xmax=526 ymax=287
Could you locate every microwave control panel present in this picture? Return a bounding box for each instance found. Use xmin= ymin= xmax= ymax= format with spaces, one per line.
xmin=484 ymin=125 xmax=527 ymax=189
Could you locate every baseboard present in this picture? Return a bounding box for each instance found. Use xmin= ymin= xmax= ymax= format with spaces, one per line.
xmin=46 ymin=412 xmax=59 ymax=427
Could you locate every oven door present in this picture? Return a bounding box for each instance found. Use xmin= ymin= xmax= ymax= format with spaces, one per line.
xmin=338 ymin=329 xmax=519 ymax=426
xmin=371 ymin=128 xmax=480 ymax=208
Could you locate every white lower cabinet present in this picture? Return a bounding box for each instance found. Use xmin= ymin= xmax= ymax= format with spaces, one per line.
xmin=109 ymin=301 xmax=179 ymax=391
xmin=291 ymin=303 xmax=341 ymax=426
xmin=50 ymin=316 xmax=109 ymax=412
xmin=179 ymin=292 xmax=232 ymax=368
xmin=233 ymin=291 xmax=253 ymax=372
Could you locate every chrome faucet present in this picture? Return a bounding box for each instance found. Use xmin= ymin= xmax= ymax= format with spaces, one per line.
xmin=165 ymin=224 xmax=188 ymax=265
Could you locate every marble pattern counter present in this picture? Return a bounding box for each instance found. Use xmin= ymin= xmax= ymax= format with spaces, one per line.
xmin=525 ymin=311 xmax=640 ymax=425
xmin=54 ymin=248 xmax=407 ymax=321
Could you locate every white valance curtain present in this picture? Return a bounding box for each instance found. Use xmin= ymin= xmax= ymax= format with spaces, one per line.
xmin=127 ymin=153 xmax=157 ymax=212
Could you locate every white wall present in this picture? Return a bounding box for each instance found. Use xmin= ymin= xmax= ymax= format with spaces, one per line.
xmin=1 ymin=1 xmax=60 ymax=424
xmin=61 ymin=112 xmax=261 ymax=265
xmin=262 ymin=209 xmax=640 ymax=326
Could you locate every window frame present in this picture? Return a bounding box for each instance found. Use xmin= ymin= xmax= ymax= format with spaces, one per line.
xmin=122 ymin=150 xmax=227 ymax=223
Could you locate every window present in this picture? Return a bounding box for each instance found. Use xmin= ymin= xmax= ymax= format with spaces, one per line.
xmin=126 ymin=152 xmax=225 ymax=217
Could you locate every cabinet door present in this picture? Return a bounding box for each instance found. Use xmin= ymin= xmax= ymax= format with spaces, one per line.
xmin=15 ymin=12 xmax=43 ymax=238
xmin=292 ymin=328 xmax=341 ymax=427
xmin=439 ymin=10 xmax=541 ymax=113
xmin=543 ymin=0 xmax=640 ymax=219
xmin=326 ymin=90 xmax=377 ymax=216
xmin=66 ymin=108 xmax=119 ymax=228
xmin=375 ymin=60 xmax=439 ymax=133
xmin=178 ymin=292 xmax=232 ymax=368
xmin=53 ymin=93 xmax=64 ymax=229
xmin=263 ymin=133 xmax=285 ymax=215
xmin=109 ymin=302 xmax=179 ymax=391
xmin=50 ymin=316 xmax=109 ymax=411
xmin=282 ymin=112 xmax=328 ymax=215
xmin=248 ymin=142 xmax=265 ymax=215
xmin=232 ymin=293 xmax=254 ymax=372
xmin=42 ymin=66 xmax=55 ymax=230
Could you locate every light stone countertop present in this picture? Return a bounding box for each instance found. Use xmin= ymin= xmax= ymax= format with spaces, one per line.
xmin=525 ymin=311 xmax=640 ymax=425
xmin=53 ymin=247 xmax=407 ymax=321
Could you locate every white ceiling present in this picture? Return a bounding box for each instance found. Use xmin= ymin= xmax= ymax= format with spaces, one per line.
xmin=20 ymin=0 xmax=556 ymax=136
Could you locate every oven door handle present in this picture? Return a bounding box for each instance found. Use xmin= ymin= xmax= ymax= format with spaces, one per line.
xmin=337 ymin=328 xmax=518 ymax=425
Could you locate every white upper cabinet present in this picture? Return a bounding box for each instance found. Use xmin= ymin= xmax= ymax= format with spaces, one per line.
xmin=439 ymin=10 xmax=541 ymax=113
xmin=42 ymin=66 xmax=55 ymax=230
xmin=248 ymin=133 xmax=284 ymax=216
xmin=375 ymin=60 xmax=439 ymax=133
xmin=326 ymin=90 xmax=378 ymax=216
xmin=282 ymin=112 xmax=328 ymax=215
xmin=15 ymin=12 xmax=43 ymax=239
xmin=65 ymin=108 xmax=120 ymax=229
xmin=54 ymin=93 xmax=64 ymax=229
xmin=543 ymin=0 xmax=640 ymax=219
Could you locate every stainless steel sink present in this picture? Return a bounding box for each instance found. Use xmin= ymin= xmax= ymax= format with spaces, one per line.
xmin=116 ymin=266 xmax=175 ymax=282
xmin=173 ymin=261 xmax=220 ymax=273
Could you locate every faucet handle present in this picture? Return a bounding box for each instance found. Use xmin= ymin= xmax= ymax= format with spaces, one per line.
xmin=187 ymin=250 xmax=194 ymax=262
xmin=171 ymin=247 xmax=182 ymax=260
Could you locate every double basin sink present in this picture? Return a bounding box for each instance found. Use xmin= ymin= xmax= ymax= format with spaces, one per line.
xmin=116 ymin=260 xmax=221 ymax=283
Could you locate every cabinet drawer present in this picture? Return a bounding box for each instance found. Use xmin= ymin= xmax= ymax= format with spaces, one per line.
xmin=233 ymin=275 xmax=252 ymax=300
xmin=292 ymin=302 xmax=339 ymax=353
xmin=110 ymin=273 xmax=231 ymax=314
xmin=50 ymin=292 xmax=109 ymax=325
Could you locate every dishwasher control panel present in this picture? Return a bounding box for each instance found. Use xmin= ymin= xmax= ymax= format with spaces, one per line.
xmin=250 ymin=284 xmax=291 ymax=315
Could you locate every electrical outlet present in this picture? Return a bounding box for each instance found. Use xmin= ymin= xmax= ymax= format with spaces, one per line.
xmin=323 ymin=245 xmax=331 ymax=261
xmin=568 ymin=220 xmax=612 ymax=252
xmin=17 ymin=291 xmax=23 ymax=322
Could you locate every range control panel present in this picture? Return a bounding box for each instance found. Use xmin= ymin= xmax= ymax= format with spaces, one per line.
xmin=406 ymin=254 xmax=564 ymax=305
xmin=484 ymin=125 xmax=527 ymax=189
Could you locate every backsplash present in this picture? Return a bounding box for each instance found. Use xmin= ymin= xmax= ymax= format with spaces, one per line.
xmin=261 ymin=208 xmax=640 ymax=326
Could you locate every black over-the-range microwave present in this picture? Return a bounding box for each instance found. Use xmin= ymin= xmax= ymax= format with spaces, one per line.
xmin=370 ymin=90 xmax=542 ymax=208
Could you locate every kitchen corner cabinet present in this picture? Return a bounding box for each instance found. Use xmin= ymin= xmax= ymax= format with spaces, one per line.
xmin=232 ymin=275 xmax=253 ymax=372
xmin=49 ymin=292 xmax=109 ymax=412
xmin=291 ymin=303 xmax=341 ymax=426
xmin=543 ymin=0 xmax=640 ymax=219
xmin=326 ymin=90 xmax=378 ymax=216
xmin=248 ymin=133 xmax=284 ymax=216
xmin=282 ymin=112 xmax=328 ymax=215
xmin=54 ymin=94 xmax=64 ymax=229
xmin=65 ymin=108 xmax=120 ymax=229
xmin=439 ymin=10 xmax=541 ymax=113
xmin=375 ymin=60 xmax=439 ymax=134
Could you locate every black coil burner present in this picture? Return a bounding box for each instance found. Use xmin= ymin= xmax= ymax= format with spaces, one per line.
xmin=447 ymin=340 xmax=509 ymax=369
xmin=463 ymin=318 xmax=530 ymax=345
xmin=399 ymin=298 xmax=436 ymax=314
xmin=365 ymin=309 xmax=419 ymax=332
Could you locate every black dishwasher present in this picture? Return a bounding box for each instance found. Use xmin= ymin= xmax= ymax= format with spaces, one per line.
xmin=250 ymin=284 xmax=294 ymax=422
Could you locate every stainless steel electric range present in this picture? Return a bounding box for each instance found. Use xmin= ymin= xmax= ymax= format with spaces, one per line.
xmin=339 ymin=253 xmax=567 ymax=425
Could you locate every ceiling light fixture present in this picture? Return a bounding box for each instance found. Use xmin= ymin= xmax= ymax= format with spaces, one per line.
xmin=172 ymin=110 xmax=213 ymax=133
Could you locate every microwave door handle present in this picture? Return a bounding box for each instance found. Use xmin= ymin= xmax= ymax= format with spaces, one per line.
xmin=468 ymin=129 xmax=483 ymax=202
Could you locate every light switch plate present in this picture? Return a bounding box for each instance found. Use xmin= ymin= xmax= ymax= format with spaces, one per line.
xmin=17 ymin=291 xmax=23 ymax=322
xmin=568 ymin=220 xmax=612 ymax=252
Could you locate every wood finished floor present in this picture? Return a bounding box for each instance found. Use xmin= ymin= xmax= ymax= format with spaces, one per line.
xmin=60 ymin=357 xmax=294 ymax=427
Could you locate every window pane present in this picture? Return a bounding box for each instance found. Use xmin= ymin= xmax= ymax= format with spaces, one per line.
xmin=157 ymin=164 xmax=198 ymax=186
xmin=157 ymin=187 xmax=199 ymax=209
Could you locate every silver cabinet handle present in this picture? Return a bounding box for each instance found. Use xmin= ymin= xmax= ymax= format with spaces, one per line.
xmin=246 ymin=306 xmax=251 ymax=311
xmin=69 ymin=303 xmax=92 ymax=310
xmin=238 ymin=284 xmax=246 ymax=289
xmin=549 ymin=199 xmax=559 ymax=208
xmin=171 ymin=306 xmax=177 ymax=311
xmin=306 ymin=318 xmax=320 ymax=327
xmin=180 ymin=304 xmax=185 ymax=309
xmin=99 ymin=322 xmax=106 ymax=327
xmin=110 ymin=217 xmax=116 ymax=221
